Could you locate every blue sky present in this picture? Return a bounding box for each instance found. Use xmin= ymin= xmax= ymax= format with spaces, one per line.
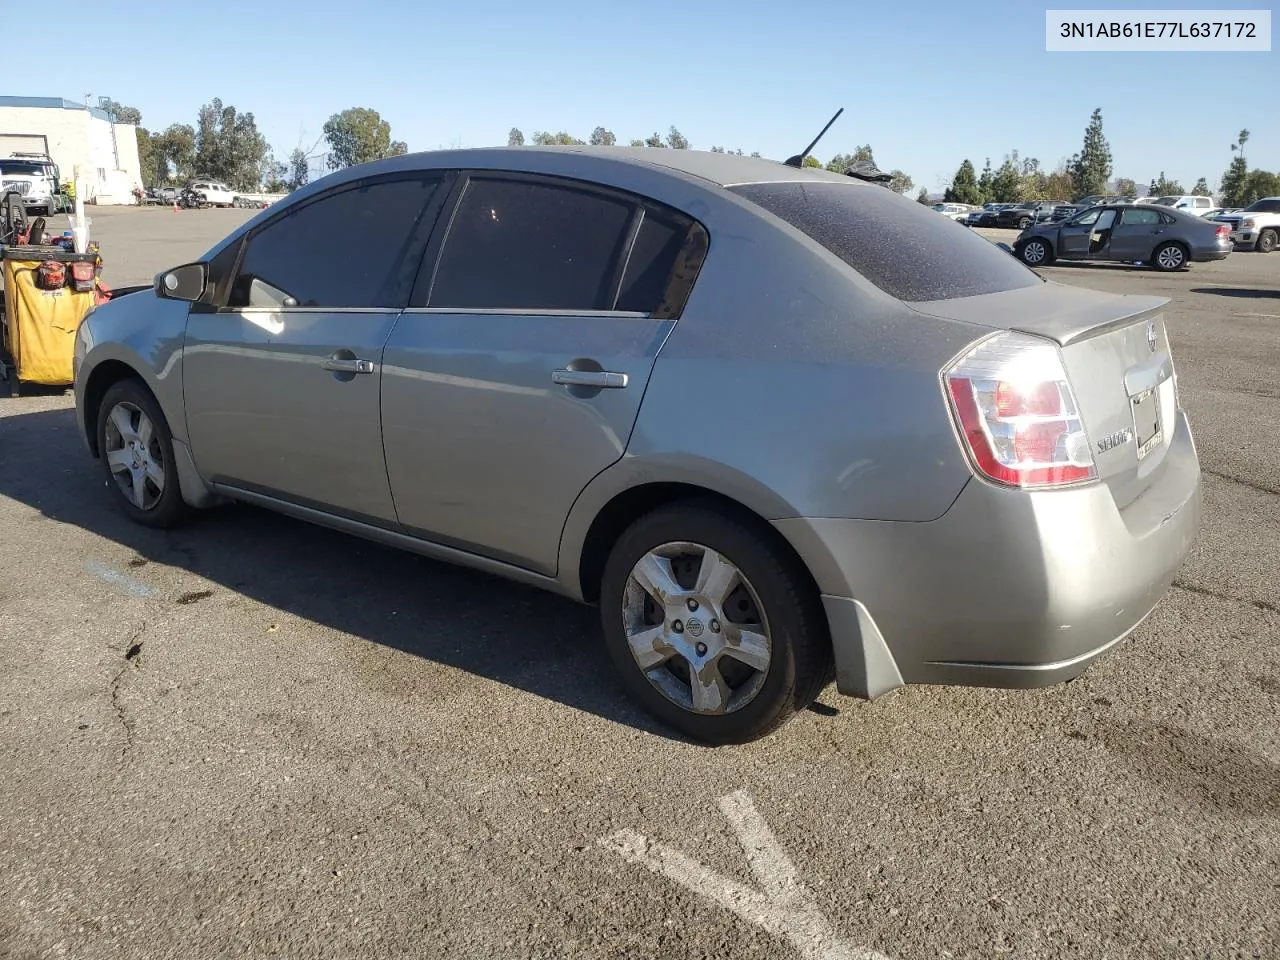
xmin=34 ymin=0 xmax=1276 ymax=194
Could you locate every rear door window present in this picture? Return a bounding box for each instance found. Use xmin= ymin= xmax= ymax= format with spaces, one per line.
xmin=429 ymin=177 xmax=633 ymax=311
xmin=1120 ymin=207 xmax=1161 ymax=225
xmin=729 ymin=181 xmax=1040 ymax=302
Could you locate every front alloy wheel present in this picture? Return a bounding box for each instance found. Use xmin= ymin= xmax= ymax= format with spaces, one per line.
xmin=103 ymin=401 xmax=166 ymax=511
xmin=96 ymin=378 xmax=189 ymax=529
xmin=1020 ymin=239 xmax=1049 ymax=265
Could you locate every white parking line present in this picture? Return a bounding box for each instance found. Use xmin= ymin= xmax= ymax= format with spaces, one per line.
xmin=600 ymin=789 xmax=894 ymax=960
xmin=83 ymin=559 xmax=157 ymax=599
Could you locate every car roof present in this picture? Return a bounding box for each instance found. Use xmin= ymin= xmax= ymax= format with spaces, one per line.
xmin=352 ymin=145 xmax=857 ymax=189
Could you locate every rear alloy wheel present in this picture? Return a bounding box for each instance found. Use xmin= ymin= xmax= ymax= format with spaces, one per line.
xmin=96 ymin=379 xmax=190 ymax=529
xmin=1152 ymin=242 xmax=1187 ymax=271
xmin=1019 ymin=238 xmax=1052 ymax=266
xmin=1256 ymin=228 xmax=1277 ymax=253
xmin=600 ymin=502 xmax=832 ymax=744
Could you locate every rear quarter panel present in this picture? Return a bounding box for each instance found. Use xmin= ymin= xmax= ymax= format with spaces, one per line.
xmin=558 ymin=193 xmax=990 ymax=585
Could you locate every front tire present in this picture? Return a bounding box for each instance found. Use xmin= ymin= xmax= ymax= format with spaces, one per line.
xmin=1018 ymin=238 xmax=1053 ymax=266
xmin=599 ymin=501 xmax=833 ymax=745
xmin=1256 ymin=228 xmax=1277 ymax=253
xmin=1152 ymin=242 xmax=1188 ymax=271
xmin=96 ymin=379 xmax=190 ymax=529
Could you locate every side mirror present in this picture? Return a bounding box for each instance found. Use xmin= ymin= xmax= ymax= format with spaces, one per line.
xmin=156 ymin=262 xmax=207 ymax=302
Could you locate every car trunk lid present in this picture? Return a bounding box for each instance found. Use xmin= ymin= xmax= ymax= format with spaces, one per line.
xmin=913 ymin=282 xmax=1180 ymax=509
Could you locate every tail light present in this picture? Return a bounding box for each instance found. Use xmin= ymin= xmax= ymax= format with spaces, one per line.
xmin=1216 ymin=224 xmax=1230 ymax=239
xmin=943 ymin=332 xmax=1097 ymax=488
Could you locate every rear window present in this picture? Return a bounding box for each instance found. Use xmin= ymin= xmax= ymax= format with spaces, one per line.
xmin=729 ymin=181 xmax=1040 ymax=302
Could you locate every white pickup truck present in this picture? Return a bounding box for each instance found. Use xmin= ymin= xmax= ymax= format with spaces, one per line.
xmin=0 ymin=152 xmax=65 ymax=216
xmin=1213 ymin=197 xmax=1280 ymax=253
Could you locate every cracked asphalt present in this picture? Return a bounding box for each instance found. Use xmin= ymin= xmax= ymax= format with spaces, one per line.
xmin=1 ymin=208 xmax=1277 ymax=960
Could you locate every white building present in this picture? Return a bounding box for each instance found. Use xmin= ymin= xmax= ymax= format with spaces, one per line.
xmin=0 ymin=96 xmax=143 ymax=205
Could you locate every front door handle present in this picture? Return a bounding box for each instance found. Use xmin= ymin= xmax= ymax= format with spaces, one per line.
xmin=322 ymin=357 xmax=376 ymax=374
xmin=552 ymin=369 xmax=629 ymax=389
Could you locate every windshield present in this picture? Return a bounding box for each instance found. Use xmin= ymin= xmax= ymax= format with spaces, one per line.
xmin=1242 ymin=198 xmax=1280 ymax=213
xmin=0 ymin=160 xmax=49 ymax=176
xmin=729 ymin=180 xmax=1040 ymax=302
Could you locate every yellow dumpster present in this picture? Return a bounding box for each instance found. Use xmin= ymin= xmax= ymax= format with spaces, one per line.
xmin=1 ymin=247 xmax=99 ymax=397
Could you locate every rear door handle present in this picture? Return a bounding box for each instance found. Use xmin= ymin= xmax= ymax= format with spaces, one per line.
xmin=322 ymin=357 xmax=376 ymax=374
xmin=552 ymin=369 xmax=629 ymax=389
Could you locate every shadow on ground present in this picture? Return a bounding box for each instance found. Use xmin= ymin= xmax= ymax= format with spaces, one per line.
xmin=1189 ymin=287 xmax=1280 ymax=300
xmin=0 ymin=404 xmax=694 ymax=743
xmin=1098 ymin=719 xmax=1280 ymax=819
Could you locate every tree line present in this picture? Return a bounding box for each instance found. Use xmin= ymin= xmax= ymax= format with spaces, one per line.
xmin=103 ymin=99 xmax=409 ymax=194
xmin=109 ymin=99 xmax=925 ymax=199
xmin=933 ymin=108 xmax=1277 ymax=208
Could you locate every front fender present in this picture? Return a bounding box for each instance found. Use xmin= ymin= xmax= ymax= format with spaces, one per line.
xmin=74 ymin=291 xmax=191 ymax=451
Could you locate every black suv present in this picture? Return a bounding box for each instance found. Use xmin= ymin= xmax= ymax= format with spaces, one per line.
xmin=996 ymin=201 xmax=1067 ymax=229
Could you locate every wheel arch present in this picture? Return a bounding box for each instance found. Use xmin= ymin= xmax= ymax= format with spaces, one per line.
xmin=78 ymin=352 xmax=220 ymax=510
xmin=81 ymin=358 xmax=155 ymax=457
xmin=570 ymin=479 xmax=820 ymax=610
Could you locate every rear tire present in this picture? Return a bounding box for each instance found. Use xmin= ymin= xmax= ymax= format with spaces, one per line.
xmin=1151 ymin=242 xmax=1188 ymax=271
xmin=1257 ymin=229 xmax=1277 ymax=254
xmin=599 ymin=501 xmax=833 ymax=745
xmin=95 ymin=378 xmax=190 ymax=529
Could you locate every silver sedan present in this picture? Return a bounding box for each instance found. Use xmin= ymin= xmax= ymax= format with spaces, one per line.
xmin=73 ymin=147 xmax=1202 ymax=743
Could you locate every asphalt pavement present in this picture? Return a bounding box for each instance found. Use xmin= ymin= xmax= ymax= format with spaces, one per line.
xmin=1 ymin=207 xmax=1276 ymax=960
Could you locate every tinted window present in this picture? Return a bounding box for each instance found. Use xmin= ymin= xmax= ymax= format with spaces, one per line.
xmin=729 ymin=181 xmax=1040 ymax=302
xmin=229 ymin=177 xmax=441 ymax=309
xmin=1121 ymin=207 xmax=1161 ymax=225
xmin=1069 ymin=209 xmax=1103 ymax=225
xmin=430 ymin=178 xmax=633 ymax=311
xmin=1242 ymin=198 xmax=1280 ymax=213
xmin=616 ymin=207 xmax=691 ymax=313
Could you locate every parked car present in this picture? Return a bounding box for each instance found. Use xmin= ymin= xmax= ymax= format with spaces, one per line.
xmin=71 ymin=147 xmax=1203 ymax=744
xmin=965 ymin=202 xmax=1011 ymax=227
xmin=1150 ymin=195 xmax=1217 ymax=215
xmin=1212 ymin=197 xmax=1280 ymax=252
xmin=1015 ymin=202 xmax=1232 ymax=270
xmin=1049 ymin=204 xmax=1081 ymax=222
xmin=996 ymin=200 xmax=1066 ymax=229
xmin=188 ymin=180 xmax=237 ymax=207
xmin=931 ymin=202 xmax=972 ymax=222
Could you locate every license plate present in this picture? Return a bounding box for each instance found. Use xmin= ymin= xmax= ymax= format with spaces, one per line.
xmin=1131 ymin=386 xmax=1162 ymax=460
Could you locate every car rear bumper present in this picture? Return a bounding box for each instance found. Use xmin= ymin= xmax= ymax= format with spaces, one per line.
xmin=1194 ymin=244 xmax=1233 ymax=262
xmin=775 ymin=410 xmax=1202 ymax=696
